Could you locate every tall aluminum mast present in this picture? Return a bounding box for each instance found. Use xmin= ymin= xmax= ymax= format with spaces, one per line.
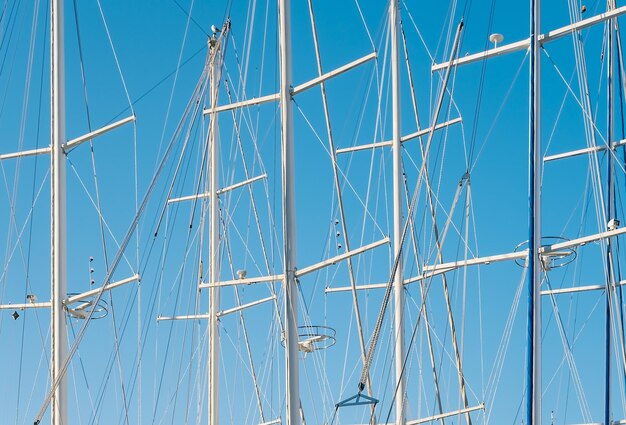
xmin=208 ymin=28 xmax=222 ymax=425
xmin=51 ymin=0 xmax=68 ymax=424
xmin=390 ymin=0 xmax=406 ymax=423
xmin=278 ymin=0 xmax=300 ymax=423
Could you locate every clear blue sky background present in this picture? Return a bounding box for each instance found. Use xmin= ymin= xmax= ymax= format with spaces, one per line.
xmin=0 ymin=1 xmax=623 ymax=424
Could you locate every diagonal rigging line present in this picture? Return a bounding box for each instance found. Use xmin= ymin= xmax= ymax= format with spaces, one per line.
xmin=307 ymin=0 xmax=374 ymax=403
xmin=73 ymin=2 xmax=137 ymax=418
xmin=222 ymin=77 xmax=284 ymax=334
xmin=0 ymin=170 xmax=49 ymax=285
xmin=221 ymin=209 xmax=268 ymax=422
xmin=545 ymin=275 xmax=592 ymax=422
xmin=544 ymin=48 xmax=626 ymax=176
xmin=356 ymin=18 xmax=464 ymax=394
xmin=32 ymin=43 xmax=212 ymax=425
xmin=293 ymin=102 xmax=387 ymax=238
xmin=401 ymin=14 xmax=472 ymax=417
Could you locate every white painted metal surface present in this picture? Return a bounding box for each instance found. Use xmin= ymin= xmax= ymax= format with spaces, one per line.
xmin=50 ymin=0 xmax=67 ymax=424
xmin=279 ymin=0 xmax=299 ymax=423
xmin=432 ymin=6 xmax=626 ymax=71
xmin=390 ymin=1 xmax=406 ymax=422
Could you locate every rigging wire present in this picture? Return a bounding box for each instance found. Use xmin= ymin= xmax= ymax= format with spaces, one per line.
xmin=11 ymin=1 xmax=48 ymax=421
xmin=466 ymin=0 xmax=497 ymax=169
xmin=353 ymin=18 xmax=464 ymax=398
xmin=71 ymin=3 xmax=132 ymax=420
xmin=33 ymin=34 xmax=214 ymax=425
xmin=0 ymin=0 xmax=40 ymax=322
xmin=544 ymin=275 xmax=593 ymax=422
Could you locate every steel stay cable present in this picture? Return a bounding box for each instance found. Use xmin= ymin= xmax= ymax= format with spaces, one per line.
xmin=32 ymin=44 xmax=212 ymax=425
xmin=0 ymin=169 xmax=49 ymax=286
xmin=222 ymin=62 xmax=284 ymax=334
xmin=94 ymin=0 xmax=133 ymax=114
xmin=70 ymin=8 xmax=133 ymax=416
xmin=153 ymin=58 xmax=213 ymax=236
xmin=307 ymin=0 xmax=375 ymax=403
xmin=356 ymin=18 xmax=463 ymax=393
xmin=400 ymin=10 xmax=472 ymax=415
xmin=466 ymin=0 xmax=497 ymax=167
xmin=381 ymin=174 xmax=470 ymax=423
xmin=68 ymin=11 xmax=132 ymax=419
xmin=16 ymin=162 xmax=44 ymax=424
xmin=484 ymin=268 xmax=526 ymax=424
xmin=401 ymin=170 xmax=446 ymax=420
xmin=221 ymin=214 xmax=267 ymax=422
xmin=545 ymin=275 xmax=592 ymax=421
xmin=11 ymin=6 xmax=49 ymax=418
xmin=0 ymin=0 xmax=42 ymax=323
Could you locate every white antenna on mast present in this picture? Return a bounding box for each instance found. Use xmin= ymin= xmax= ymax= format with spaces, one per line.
xmin=489 ymin=33 xmax=504 ymax=48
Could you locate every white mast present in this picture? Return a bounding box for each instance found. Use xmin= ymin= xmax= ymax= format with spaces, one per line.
xmin=278 ymin=0 xmax=299 ymax=423
xmin=50 ymin=0 xmax=68 ymax=424
xmin=391 ymin=0 xmax=406 ymax=423
xmin=209 ymin=34 xmax=220 ymax=425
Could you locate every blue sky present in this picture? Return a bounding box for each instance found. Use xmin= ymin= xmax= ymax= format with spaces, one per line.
xmin=0 ymin=0 xmax=624 ymax=424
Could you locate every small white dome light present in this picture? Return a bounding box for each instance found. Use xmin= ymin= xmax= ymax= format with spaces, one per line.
xmin=489 ymin=33 xmax=504 ymax=47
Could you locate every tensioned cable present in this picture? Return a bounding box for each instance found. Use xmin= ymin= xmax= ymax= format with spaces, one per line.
xmin=149 ymin=224 xmax=200 ymax=424
xmin=484 ymin=268 xmax=527 ymax=424
xmin=307 ymin=0 xmax=375 ymax=401
xmin=153 ymin=60 xmax=213 ymax=237
xmin=221 ymin=218 xmax=267 ymax=423
xmin=149 ymin=0 xmax=197 ymax=178
xmin=355 ymin=19 xmax=463 ymax=395
xmin=171 ymin=0 xmax=208 ymax=37
xmin=65 ymin=160 xmax=135 ymax=272
xmin=0 ymin=170 xmax=48 ymax=289
xmin=293 ymin=101 xmax=388 ymax=238
xmin=0 ymin=0 xmax=39 ymax=314
xmin=462 ymin=0 xmax=497 ymax=169
xmin=33 ymin=37 xmax=213 ymax=425
xmin=386 ymin=170 xmax=474 ymax=422
xmin=222 ymin=78 xmax=283 ymax=333
xmin=543 ymin=49 xmax=626 ymax=170
xmin=544 ymin=275 xmax=592 ymax=422
xmin=541 ymin=294 xmax=604 ymax=400
xmin=166 ymin=234 xmax=204 ymax=423
xmin=94 ymin=0 xmax=133 ymax=114
xmin=400 ymin=21 xmax=456 ymax=420
xmin=353 ymin=0 xmax=375 ymax=50
xmin=72 ymin=4 xmax=132 ymax=420
xmin=10 ymin=1 xmax=45 ymax=421
xmin=566 ymin=0 xmax=608 ymax=238
xmin=0 ymin=0 xmax=25 ymax=123
xmin=108 ymin=44 xmax=206 ymax=124
xmin=382 ymin=251 xmax=471 ymax=424
xmin=67 ymin=319 xmax=97 ymax=420
xmin=400 ymin=2 xmax=465 ymax=128
xmin=401 ymin=170 xmax=447 ymax=420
